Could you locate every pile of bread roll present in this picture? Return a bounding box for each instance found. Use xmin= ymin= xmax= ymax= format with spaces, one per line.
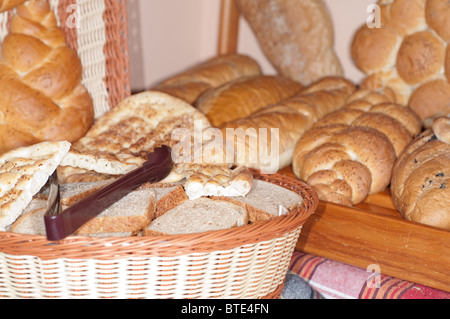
xmin=352 ymin=0 xmax=450 ymax=128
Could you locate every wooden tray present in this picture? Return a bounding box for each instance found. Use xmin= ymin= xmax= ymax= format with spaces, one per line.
xmin=278 ymin=167 xmax=450 ymax=293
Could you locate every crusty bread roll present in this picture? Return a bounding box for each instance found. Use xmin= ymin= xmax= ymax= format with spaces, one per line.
xmin=220 ymin=77 xmax=356 ymax=173
xmin=391 ymin=116 xmax=450 ymax=230
xmin=152 ymin=54 xmax=262 ymax=104
xmin=292 ymin=89 xmax=422 ymax=206
xmin=0 ymin=0 xmax=26 ymax=12
xmin=236 ymin=0 xmax=343 ymax=86
xmin=195 ymin=75 xmax=303 ymax=127
xmin=351 ymin=0 xmax=450 ymax=127
xmin=0 ymin=0 xmax=94 ymax=154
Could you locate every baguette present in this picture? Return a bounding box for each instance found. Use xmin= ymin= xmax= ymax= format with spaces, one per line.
xmin=152 ymin=54 xmax=262 ymax=104
xmin=195 ymin=75 xmax=303 ymax=127
xmin=236 ymin=0 xmax=343 ymax=85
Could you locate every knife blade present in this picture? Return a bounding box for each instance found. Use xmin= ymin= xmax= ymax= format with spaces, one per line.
xmin=44 ymin=145 xmax=173 ymax=241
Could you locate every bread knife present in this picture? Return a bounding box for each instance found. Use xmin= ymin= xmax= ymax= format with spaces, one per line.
xmin=44 ymin=145 xmax=173 ymax=241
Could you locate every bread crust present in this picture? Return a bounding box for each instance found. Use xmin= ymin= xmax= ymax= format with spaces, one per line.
xmin=352 ymin=0 xmax=450 ymax=125
xmin=391 ymin=117 xmax=450 ymax=230
xmin=236 ymin=0 xmax=343 ymax=85
xmin=0 ymin=0 xmax=94 ymax=154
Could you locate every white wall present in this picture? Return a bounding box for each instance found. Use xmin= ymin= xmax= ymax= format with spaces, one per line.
xmin=127 ymin=0 xmax=375 ymax=92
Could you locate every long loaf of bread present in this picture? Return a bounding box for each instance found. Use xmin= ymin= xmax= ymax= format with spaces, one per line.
xmin=195 ymin=75 xmax=303 ymax=127
xmin=152 ymin=54 xmax=262 ymax=105
xmin=220 ymin=77 xmax=356 ymax=173
xmin=236 ymin=0 xmax=343 ymax=86
xmin=0 ymin=0 xmax=94 ymax=154
xmin=292 ymin=89 xmax=422 ymax=206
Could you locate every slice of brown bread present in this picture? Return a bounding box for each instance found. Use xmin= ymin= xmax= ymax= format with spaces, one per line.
xmin=10 ymin=188 xmax=156 ymax=236
xmin=143 ymin=197 xmax=249 ymax=236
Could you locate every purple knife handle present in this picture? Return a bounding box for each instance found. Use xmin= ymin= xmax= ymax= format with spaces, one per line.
xmin=44 ymin=145 xmax=173 ymax=241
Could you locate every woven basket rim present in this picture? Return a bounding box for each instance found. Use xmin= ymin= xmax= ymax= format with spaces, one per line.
xmin=0 ymin=170 xmax=318 ymax=260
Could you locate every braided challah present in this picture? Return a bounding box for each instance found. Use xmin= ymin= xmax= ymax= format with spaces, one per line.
xmin=391 ymin=117 xmax=450 ymax=230
xmin=292 ymin=90 xmax=422 ymax=206
xmin=0 ymin=0 xmax=26 ymax=12
xmin=0 ymin=0 xmax=94 ymax=154
xmin=351 ymin=0 xmax=450 ymax=127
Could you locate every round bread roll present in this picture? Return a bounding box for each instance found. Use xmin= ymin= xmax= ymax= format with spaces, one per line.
xmin=391 ymin=117 xmax=450 ymax=230
xmin=351 ymin=0 xmax=450 ymax=126
xmin=0 ymin=0 xmax=94 ymax=154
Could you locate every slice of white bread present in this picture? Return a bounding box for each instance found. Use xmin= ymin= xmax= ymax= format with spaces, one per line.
xmin=230 ymin=180 xmax=303 ymax=218
xmin=10 ymin=188 xmax=156 ymax=236
xmin=143 ymin=196 xmax=249 ymax=236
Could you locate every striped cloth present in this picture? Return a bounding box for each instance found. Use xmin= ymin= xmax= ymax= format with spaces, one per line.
xmin=286 ymin=251 xmax=450 ymax=299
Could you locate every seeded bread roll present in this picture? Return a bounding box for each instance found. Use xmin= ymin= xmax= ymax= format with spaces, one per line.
xmin=391 ymin=116 xmax=450 ymax=230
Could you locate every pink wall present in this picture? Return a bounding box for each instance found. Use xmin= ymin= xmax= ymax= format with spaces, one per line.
xmin=127 ymin=0 xmax=375 ymax=92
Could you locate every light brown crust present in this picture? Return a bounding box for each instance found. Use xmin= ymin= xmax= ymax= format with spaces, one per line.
xmin=351 ymin=0 xmax=450 ymax=125
xmin=0 ymin=0 xmax=94 ymax=154
xmin=195 ymin=75 xmax=303 ymax=127
xmin=152 ymin=54 xmax=262 ymax=104
xmin=236 ymin=0 xmax=343 ymax=85
xmin=391 ymin=117 xmax=450 ymax=230
xmin=292 ymin=89 xmax=422 ymax=205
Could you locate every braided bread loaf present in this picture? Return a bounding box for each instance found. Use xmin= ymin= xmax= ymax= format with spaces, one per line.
xmin=351 ymin=0 xmax=450 ymax=127
xmin=292 ymin=90 xmax=422 ymax=206
xmin=391 ymin=117 xmax=450 ymax=230
xmin=0 ymin=0 xmax=26 ymax=12
xmin=0 ymin=0 xmax=94 ymax=154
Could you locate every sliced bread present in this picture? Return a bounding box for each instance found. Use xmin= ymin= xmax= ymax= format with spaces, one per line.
xmin=143 ymin=197 xmax=249 ymax=236
xmin=10 ymin=188 xmax=156 ymax=236
xmin=230 ymin=180 xmax=303 ymax=218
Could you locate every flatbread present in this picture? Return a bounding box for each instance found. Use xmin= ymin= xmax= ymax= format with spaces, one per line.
xmin=60 ymin=91 xmax=211 ymax=175
xmin=0 ymin=141 xmax=71 ymax=231
xmin=183 ymin=165 xmax=253 ymax=200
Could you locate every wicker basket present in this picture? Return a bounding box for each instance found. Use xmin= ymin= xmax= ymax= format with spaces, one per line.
xmin=0 ymin=171 xmax=318 ymax=299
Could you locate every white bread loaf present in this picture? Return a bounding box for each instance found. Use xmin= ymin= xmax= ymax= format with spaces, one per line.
xmin=195 ymin=75 xmax=303 ymax=127
xmin=220 ymin=77 xmax=356 ymax=172
xmin=152 ymin=54 xmax=262 ymax=104
xmin=236 ymin=0 xmax=343 ymax=85
xmin=391 ymin=116 xmax=450 ymax=230
xmin=0 ymin=0 xmax=94 ymax=154
xmin=351 ymin=0 xmax=450 ymax=127
xmin=292 ymin=89 xmax=422 ymax=206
